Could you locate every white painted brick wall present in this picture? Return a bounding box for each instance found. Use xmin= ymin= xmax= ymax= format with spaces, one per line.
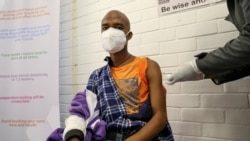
xmin=160 ymin=11 xmax=196 ymax=29
xmin=226 ymin=109 xmax=250 ymax=125
xmin=171 ymin=122 xmax=202 ymax=136
xmin=182 ymin=109 xmax=225 ymax=123
xmin=183 ymin=136 xmax=226 ymax=141
xmin=203 ymin=124 xmax=250 ymax=140
xmin=59 ymin=1 xmax=250 ymax=140
xmin=176 ymin=21 xmax=218 ymax=39
xmin=197 ymin=3 xmax=228 ymax=22
xmin=167 ymin=94 xmax=200 ymax=108
xmin=201 ymin=94 xmax=249 ymax=108
xmin=197 ymin=31 xmax=238 ymax=50
xmin=160 ymin=38 xmax=197 ymax=54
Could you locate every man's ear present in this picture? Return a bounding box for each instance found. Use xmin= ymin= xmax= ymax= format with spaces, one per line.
xmin=127 ymin=31 xmax=133 ymax=40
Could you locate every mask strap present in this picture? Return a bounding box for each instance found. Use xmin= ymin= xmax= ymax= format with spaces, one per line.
xmin=125 ymin=31 xmax=130 ymax=37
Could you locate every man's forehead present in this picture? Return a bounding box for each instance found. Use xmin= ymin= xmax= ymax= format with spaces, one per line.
xmin=102 ymin=13 xmax=125 ymax=23
xmin=102 ymin=16 xmax=123 ymax=23
xmin=102 ymin=11 xmax=129 ymax=24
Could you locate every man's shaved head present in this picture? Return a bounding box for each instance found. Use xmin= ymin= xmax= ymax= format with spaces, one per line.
xmin=101 ymin=10 xmax=130 ymax=32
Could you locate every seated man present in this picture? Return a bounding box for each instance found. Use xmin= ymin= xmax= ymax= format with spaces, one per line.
xmin=48 ymin=10 xmax=174 ymax=141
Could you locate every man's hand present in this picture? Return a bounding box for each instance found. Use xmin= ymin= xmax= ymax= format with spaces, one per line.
xmin=166 ymin=60 xmax=204 ymax=85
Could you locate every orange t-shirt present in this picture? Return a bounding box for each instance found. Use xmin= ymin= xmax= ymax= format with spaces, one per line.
xmin=110 ymin=57 xmax=148 ymax=114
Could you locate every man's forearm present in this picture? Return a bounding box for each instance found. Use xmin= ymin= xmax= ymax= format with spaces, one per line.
xmin=126 ymin=113 xmax=167 ymax=141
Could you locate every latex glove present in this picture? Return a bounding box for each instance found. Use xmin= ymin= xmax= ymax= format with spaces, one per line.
xmin=166 ymin=60 xmax=204 ymax=85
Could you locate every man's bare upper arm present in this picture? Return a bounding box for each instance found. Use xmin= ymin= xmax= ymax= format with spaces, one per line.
xmin=146 ymin=59 xmax=166 ymax=114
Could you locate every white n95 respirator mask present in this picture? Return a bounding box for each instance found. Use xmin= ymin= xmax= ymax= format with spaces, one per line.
xmin=101 ymin=27 xmax=129 ymax=53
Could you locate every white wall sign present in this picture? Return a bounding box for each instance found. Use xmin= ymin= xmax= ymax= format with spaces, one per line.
xmin=158 ymin=0 xmax=223 ymax=16
xmin=0 ymin=0 xmax=60 ymax=141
